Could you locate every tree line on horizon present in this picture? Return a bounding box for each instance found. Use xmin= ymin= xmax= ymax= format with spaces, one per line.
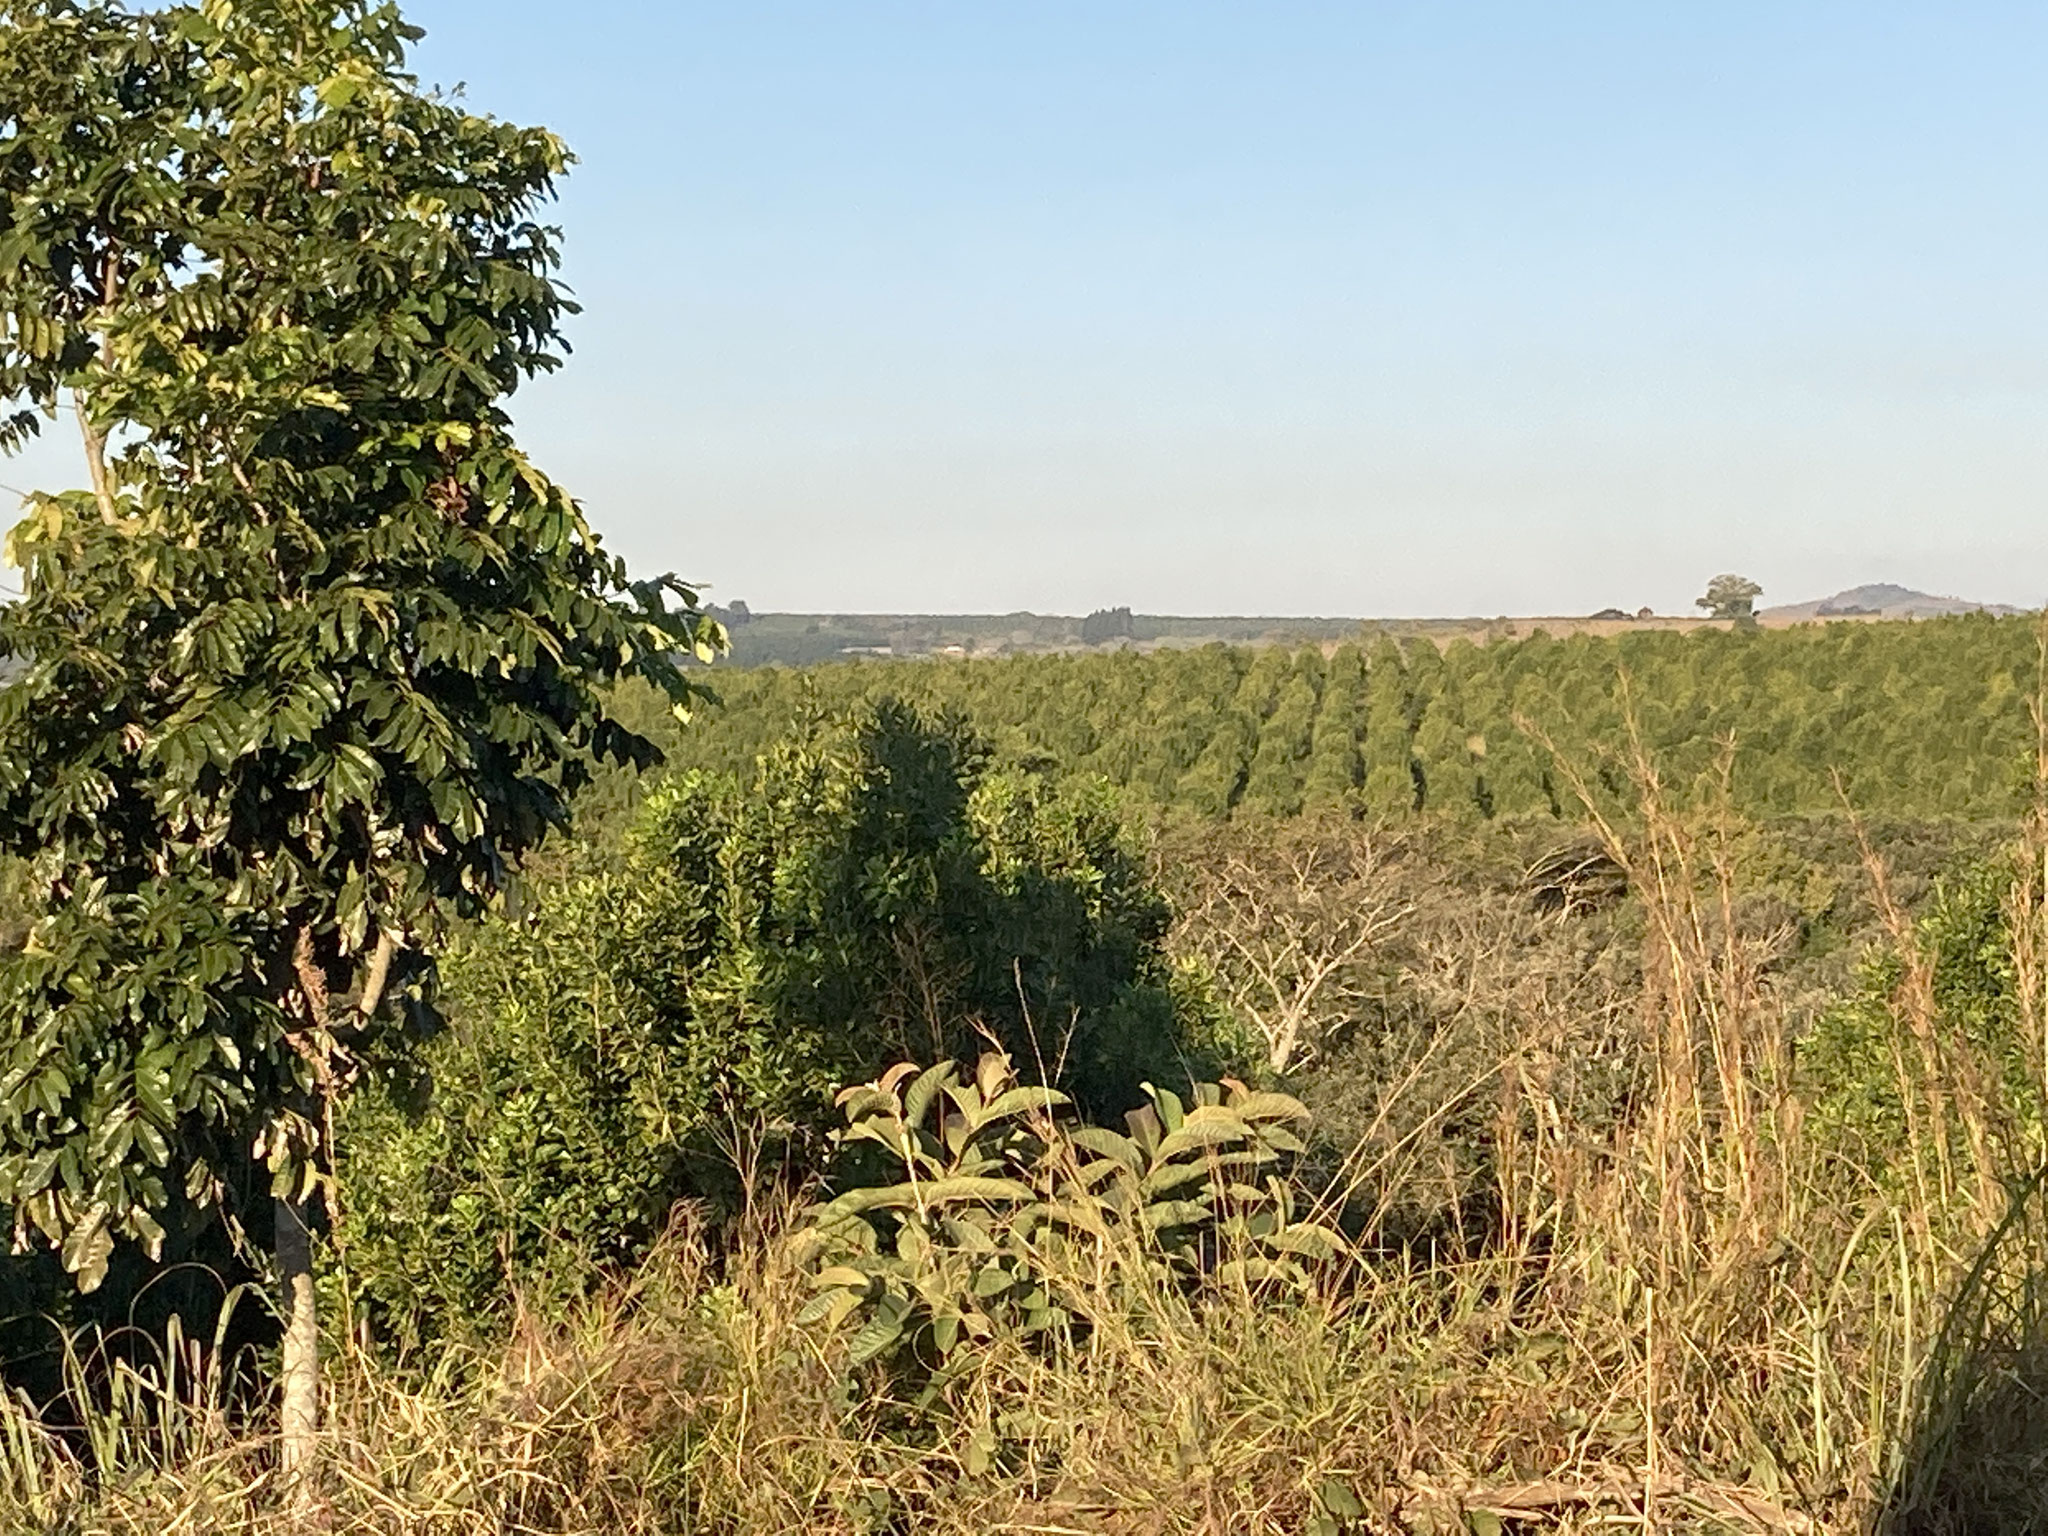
xmin=658 ymin=612 xmax=2042 ymax=823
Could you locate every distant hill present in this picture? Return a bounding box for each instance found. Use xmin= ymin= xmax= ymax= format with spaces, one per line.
xmin=700 ymin=586 xmax=2037 ymax=666
xmin=1762 ymin=583 xmax=2026 ymax=622
xmin=712 ymin=610 xmax=1368 ymax=666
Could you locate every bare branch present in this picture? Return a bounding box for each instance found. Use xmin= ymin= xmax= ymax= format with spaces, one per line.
xmin=357 ymin=928 xmax=399 ymax=1021
xmin=1169 ymin=820 xmax=1412 ymax=1072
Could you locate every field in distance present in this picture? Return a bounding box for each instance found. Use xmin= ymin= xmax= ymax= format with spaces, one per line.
xmin=649 ymin=606 xmax=2042 ymax=826
xmin=710 ymin=584 xmax=2026 ymax=667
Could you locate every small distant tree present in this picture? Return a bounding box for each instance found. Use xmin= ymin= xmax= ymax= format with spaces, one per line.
xmin=1697 ymin=574 xmax=1763 ymax=620
xmin=0 ymin=0 xmax=718 ymax=1482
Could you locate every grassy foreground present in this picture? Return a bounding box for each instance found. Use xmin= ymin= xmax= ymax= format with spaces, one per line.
xmin=5 ymin=761 xmax=2047 ymax=1535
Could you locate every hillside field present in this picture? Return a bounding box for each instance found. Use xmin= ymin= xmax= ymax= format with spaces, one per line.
xmin=663 ymin=612 xmax=2043 ymax=823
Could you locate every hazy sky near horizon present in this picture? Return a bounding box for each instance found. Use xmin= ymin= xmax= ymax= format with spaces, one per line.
xmin=10 ymin=2 xmax=2047 ymax=615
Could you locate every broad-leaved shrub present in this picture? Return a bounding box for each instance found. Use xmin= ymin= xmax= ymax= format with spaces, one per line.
xmin=338 ymin=701 xmax=1228 ymax=1345
xmin=791 ymin=1050 xmax=1347 ymax=1402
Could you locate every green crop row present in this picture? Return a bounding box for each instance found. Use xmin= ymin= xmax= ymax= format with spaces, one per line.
xmin=656 ymin=613 xmax=2043 ymax=822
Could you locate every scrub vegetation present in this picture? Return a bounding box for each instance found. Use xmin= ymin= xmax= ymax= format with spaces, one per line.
xmin=7 ymin=658 xmax=2048 ymax=1533
xmin=5 ymin=3 xmax=2048 ymax=1533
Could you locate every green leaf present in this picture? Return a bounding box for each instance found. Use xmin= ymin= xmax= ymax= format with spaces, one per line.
xmin=979 ymin=1084 xmax=1070 ymax=1124
xmin=901 ymin=1060 xmax=957 ymax=1131
xmin=1155 ymin=1107 xmax=1251 ymax=1161
xmin=1262 ymin=1225 xmax=1351 ymax=1262
xmin=824 ymin=1176 xmax=1033 ymax=1215
xmin=60 ymin=1206 xmax=114 ymax=1293
xmin=971 ymin=1261 xmax=1014 ymax=1297
xmin=846 ymin=1310 xmax=906 ymax=1365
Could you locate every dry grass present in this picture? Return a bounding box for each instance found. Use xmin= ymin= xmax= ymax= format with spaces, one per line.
xmin=9 ymin=729 xmax=2048 ymax=1532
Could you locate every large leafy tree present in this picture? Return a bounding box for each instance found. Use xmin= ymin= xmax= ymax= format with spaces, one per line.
xmin=0 ymin=0 xmax=719 ymax=1475
xmin=1696 ymin=573 xmax=1763 ymax=621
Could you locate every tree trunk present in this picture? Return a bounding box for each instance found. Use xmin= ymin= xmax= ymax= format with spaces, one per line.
xmin=275 ymin=1194 xmax=320 ymax=1494
xmin=73 ymin=390 xmax=118 ymax=524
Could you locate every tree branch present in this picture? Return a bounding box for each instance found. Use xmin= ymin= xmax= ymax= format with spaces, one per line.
xmin=291 ymin=925 xmax=332 ymax=1035
xmin=73 ymin=392 xmax=117 ymax=525
xmin=357 ymin=929 xmax=398 ymax=1021
xmin=75 ymin=251 xmax=121 ymax=524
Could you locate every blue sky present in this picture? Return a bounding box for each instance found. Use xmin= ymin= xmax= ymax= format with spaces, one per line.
xmin=14 ymin=2 xmax=2048 ymax=614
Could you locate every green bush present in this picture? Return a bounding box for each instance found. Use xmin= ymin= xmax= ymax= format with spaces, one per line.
xmin=791 ymin=1049 xmax=1345 ymax=1404
xmin=1800 ymin=852 xmax=2036 ymax=1172
xmin=338 ymin=700 xmax=1230 ymax=1346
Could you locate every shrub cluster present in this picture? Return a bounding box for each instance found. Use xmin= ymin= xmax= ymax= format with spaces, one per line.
xmin=12 ymin=679 xmax=2048 ymax=1533
xmin=337 ymin=701 xmax=1238 ymax=1345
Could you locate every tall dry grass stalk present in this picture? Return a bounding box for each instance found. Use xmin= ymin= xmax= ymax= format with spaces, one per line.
xmin=1505 ymin=684 xmax=2043 ymax=1533
xmin=2005 ymin=610 xmax=2048 ymax=1146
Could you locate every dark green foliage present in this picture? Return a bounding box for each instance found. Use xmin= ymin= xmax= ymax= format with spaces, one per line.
xmin=337 ymin=701 xmax=1219 ymax=1344
xmin=653 ymin=616 xmax=2047 ymax=825
xmin=1411 ymin=664 xmax=1476 ymax=820
xmin=1301 ymin=643 xmax=1364 ymax=811
xmin=0 ymin=0 xmax=717 ymax=1289
xmin=1359 ymin=638 xmax=1419 ymax=815
xmin=336 ymin=855 xmax=769 ymax=1348
xmin=1241 ymin=654 xmax=1320 ymax=818
xmin=745 ymin=701 xmax=1200 ymax=1109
